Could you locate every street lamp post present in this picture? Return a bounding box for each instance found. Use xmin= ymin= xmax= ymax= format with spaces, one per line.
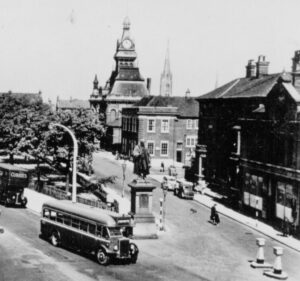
xmin=50 ymin=123 xmax=78 ymax=203
xmin=121 ymin=160 xmax=127 ymax=197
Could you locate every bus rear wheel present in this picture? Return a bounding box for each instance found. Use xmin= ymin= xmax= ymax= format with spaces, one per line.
xmin=96 ymin=248 xmax=110 ymax=266
xmin=50 ymin=231 xmax=60 ymax=247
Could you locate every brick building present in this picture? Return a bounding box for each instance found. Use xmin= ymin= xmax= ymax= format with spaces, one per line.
xmin=194 ymin=52 xmax=300 ymax=235
xmin=121 ymin=95 xmax=199 ymax=166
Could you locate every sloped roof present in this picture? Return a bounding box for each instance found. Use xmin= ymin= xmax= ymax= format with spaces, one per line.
xmin=198 ymin=73 xmax=282 ymax=100
xmin=115 ymin=67 xmax=144 ymax=81
xmin=134 ymin=96 xmax=199 ymax=117
xmin=110 ymin=81 xmax=148 ymax=97
xmin=57 ymin=99 xmax=90 ymax=109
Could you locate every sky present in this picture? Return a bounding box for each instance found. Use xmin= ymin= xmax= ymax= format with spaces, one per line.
xmin=0 ymin=0 xmax=300 ymax=103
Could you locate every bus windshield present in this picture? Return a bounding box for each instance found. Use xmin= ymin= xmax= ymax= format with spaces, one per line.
xmin=108 ymin=227 xmax=122 ymax=237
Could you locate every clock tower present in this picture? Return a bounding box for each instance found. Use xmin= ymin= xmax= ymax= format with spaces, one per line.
xmin=114 ymin=16 xmax=137 ymax=71
xmin=160 ymin=43 xmax=173 ymax=96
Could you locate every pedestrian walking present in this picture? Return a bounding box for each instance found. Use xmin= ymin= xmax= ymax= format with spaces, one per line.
xmin=160 ymin=161 xmax=165 ymax=172
xmin=210 ymin=204 xmax=220 ymax=225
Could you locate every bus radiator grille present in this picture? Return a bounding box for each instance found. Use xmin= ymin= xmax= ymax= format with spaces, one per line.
xmin=119 ymin=239 xmax=130 ymax=256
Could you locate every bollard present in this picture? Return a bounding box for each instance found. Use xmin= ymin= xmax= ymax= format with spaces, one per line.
xmin=159 ymin=198 xmax=164 ymax=231
xmin=264 ymin=246 xmax=288 ymax=280
xmin=251 ymin=238 xmax=272 ymax=268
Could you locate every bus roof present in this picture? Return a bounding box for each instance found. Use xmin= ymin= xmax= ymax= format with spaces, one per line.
xmin=0 ymin=163 xmax=28 ymax=172
xmin=42 ymin=200 xmax=130 ymax=227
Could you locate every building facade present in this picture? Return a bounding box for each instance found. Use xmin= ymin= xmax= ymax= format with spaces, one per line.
xmin=194 ymin=53 xmax=300 ymax=236
xmin=89 ymin=17 xmax=150 ymax=150
xmin=122 ymin=96 xmax=199 ymax=166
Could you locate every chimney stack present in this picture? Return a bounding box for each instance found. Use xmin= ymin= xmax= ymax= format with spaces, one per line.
xmin=185 ymin=88 xmax=191 ymax=99
xmin=146 ymin=78 xmax=151 ymax=93
xmin=245 ymin=59 xmax=256 ymax=78
xmin=292 ymin=50 xmax=300 ymax=87
xmin=256 ymin=55 xmax=269 ymax=78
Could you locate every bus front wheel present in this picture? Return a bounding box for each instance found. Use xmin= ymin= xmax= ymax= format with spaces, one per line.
xmin=96 ymin=248 xmax=110 ymax=266
xmin=50 ymin=231 xmax=60 ymax=247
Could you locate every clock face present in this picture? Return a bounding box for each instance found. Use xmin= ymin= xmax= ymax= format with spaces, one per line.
xmin=122 ymin=39 xmax=132 ymax=49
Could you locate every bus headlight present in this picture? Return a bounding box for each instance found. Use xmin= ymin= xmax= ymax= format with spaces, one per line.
xmin=113 ymin=245 xmax=118 ymax=251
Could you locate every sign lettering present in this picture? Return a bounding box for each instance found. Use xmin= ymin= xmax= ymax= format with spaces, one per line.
xmin=10 ymin=172 xmax=27 ymax=179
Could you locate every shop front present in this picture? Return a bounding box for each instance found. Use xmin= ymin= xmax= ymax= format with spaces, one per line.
xmin=241 ymin=159 xmax=300 ymax=236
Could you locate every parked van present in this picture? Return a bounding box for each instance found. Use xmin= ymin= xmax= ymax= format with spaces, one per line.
xmin=0 ymin=163 xmax=28 ymax=207
xmin=174 ymin=178 xmax=194 ymax=199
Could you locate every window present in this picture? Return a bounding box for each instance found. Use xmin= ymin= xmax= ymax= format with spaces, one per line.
xmin=161 ymin=119 xmax=169 ymax=133
xmin=132 ymin=118 xmax=136 ymax=132
xmin=88 ymin=224 xmax=96 ymax=235
xmin=147 ymin=141 xmax=155 ymax=156
xmin=43 ymin=209 xmax=50 ymax=218
xmin=186 ymin=119 xmax=193 ymax=129
xmin=148 ymin=119 xmax=155 ymax=132
xmin=161 ymin=141 xmax=168 ymax=156
xmin=186 ymin=136 xmax=197 ymax=147
xmin=110 ymin=109 xmax=116 ymax=122
xmin=194 ymin=119 xmax=199 ymax=129
xmin=50 ymin=211 xmax=57 ymax=221
xmin=80 ymin=221 xmax=88 ymax=232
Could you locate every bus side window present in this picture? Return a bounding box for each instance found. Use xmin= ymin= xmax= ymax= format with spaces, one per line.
xmin=72 ymin=218 xmax=80 ymax=229
xmin=88 ymin=224 xmax=96 ymax=235
xmin=50 ymin=211 xmax=57 ymax=221
xmin=64 ymin=215 xmax=71 ymax=226
xmin=96 ymin=225 xmax=102 ymax=237
xmin=102 ymin=227 xmax=109 ymax=239
xmin=57 ymin=212 xmax=63 ymax=223
xmin=80 ymin=221 xmax=88 ymax=232
xmin=43 ymin=209 xmax=50 ymax=218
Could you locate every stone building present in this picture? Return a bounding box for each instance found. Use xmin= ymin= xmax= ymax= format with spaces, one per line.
xmin=89 ymin=17 xmax=150 ymax=150
xmin=194 ymin=52 xmax=300 ymax=236
xmin=121 ymin=94 xmax=199 ymax=166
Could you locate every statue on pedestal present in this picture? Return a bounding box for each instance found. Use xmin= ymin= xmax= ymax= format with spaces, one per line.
xmin=133 ymin=141 xmax=151 ymax=180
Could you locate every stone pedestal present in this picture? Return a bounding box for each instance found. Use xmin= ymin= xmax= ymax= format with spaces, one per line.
xmin=128 ymin=178 xmax=158 ymax=239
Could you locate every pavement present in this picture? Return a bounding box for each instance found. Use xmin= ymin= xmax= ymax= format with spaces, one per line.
xmin=21 ymin=150 xmax=300 ymax=253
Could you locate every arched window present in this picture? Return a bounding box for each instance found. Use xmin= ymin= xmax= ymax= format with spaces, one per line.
xmin=110 ymin=109 xmax=116 ymax=122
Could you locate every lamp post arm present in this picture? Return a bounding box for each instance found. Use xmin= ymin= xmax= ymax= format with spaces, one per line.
xmin=50 ymin=123 xmax=78 ymax=203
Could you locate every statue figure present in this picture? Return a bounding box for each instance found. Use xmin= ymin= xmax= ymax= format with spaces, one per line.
xmin=133 ymin=141 xmax=150 ymax=179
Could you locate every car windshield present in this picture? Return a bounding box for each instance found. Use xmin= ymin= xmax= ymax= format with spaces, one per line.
xmin=108 ymin=227 xmax=122 ymax=237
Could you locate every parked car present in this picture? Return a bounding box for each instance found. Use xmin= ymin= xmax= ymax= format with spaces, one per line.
xmin=174 ymin=178 xmax=194 ymax=199
xmin=161 ymin=176 xmax=177 ymax=191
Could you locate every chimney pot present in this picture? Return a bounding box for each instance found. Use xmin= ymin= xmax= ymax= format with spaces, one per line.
xmin=246 ymin=59 xmax=256 ymax=78
xmin=256 ymin=55 xmax=269 ymax=78
xmin=292 ymin=50 xmax=300 ymax=87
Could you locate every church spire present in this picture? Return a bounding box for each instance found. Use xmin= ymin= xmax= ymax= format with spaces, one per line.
xmin=93 ymin=74 xmax=99 ymax=90
xmin=160 ymin=41 xmax=173 ymax=96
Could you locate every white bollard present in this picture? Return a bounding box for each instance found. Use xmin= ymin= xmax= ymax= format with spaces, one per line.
xmin=264 ymin=246 xmax=288 ymax=280
xmin=251 ymin=238 xmax=272 ymax=268
xmin=159 ymin=198 xmax=164 ymax=231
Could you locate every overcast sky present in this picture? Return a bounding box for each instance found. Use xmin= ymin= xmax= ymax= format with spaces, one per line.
xmin=0 ymin=0 xmax=300 ymax=103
